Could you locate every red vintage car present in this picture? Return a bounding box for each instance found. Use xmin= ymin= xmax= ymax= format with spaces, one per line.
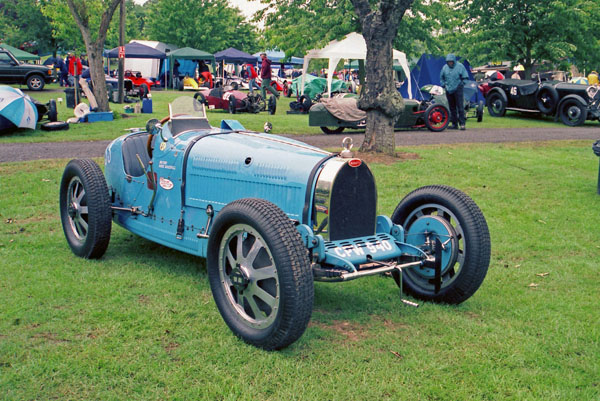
xmin=124 ymin=70 xmax=156 ymax=96
xmin=194 ymin=88 xmax=276 ymax=114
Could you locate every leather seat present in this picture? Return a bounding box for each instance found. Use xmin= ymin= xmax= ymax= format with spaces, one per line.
xmin=122 ymin=133 xmax=150 ymax=177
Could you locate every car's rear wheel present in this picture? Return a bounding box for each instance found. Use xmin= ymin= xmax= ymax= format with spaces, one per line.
xmin=476 ymin=100 xmax=484 ymax=122
xmin=320 ymin=126 xmax=345 ymax=134
xmin=228 ymin=94 xmax=237 ymax=114
xmin=487 ymin=92 xmax=506 ymax=117
xmin=268 ymin=96 xmax=277 ymax=115
xmin=391 ymin=185 xmax=490 ymax=304
xmin=26 ymin=74 xmax=45 ymax=91
xmin=231 ymin=82 xmax=239 ymax=90
xmin=559 ymin=98 xmax=587 ymax=126
xmin=424 ymin=104 xmax=450 ymax=132
xmin=59 ymin=159 xmax=111 ymax=259
xmin=207 ymin=198 xmax=314 ymax=350
xmin=48 ymin=99 xmax=58 ymax=122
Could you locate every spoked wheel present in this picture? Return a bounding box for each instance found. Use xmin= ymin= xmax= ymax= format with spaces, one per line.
xmin=559 ymin=99 xmax=587 ymax=126
xmin=424 ymin=104 xmax=450 ymax=132
xmin=391 ymin=185 xmax=490 ymax=304
xmin=487 ymin=92 xmax=506 ymax=117
xmin=207 ymin=198 xmax=313 ymax=350
xmin=59 ymin=159 xmax=112 ymax=259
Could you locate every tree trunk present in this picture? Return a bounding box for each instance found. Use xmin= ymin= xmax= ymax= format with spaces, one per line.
xmin=351 ymin=0 xmax=414 ymax=155
xmin=88 ymin=42 xmax=110 ymax=112
xmin=66 ymin=0 xmax=122 ymax=112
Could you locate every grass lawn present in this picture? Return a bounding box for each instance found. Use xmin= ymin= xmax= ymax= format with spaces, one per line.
xmin=1 ymin=83 xmax=597 ymax=144
xmin=1 ymin=140 xmax=599 ymax=400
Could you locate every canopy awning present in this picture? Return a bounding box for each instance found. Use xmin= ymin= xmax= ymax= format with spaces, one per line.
xmin=301 ymin=32 xmax=412 ymax=98
xmin=214 ymin=47 xmax=255 ymax=64
xmin=106 ymin=42 xmax=166 ymax=59
xmin=0 ymin=44 xmax=40 ymax=61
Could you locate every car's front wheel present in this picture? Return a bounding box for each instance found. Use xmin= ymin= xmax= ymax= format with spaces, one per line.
xmin=59 ymin=159 xmax=112 ymax=259
xmin=559 ymin=98 xmax=587 ymax=126
xmin=26 ymin=74 xmax=45 ymax=91
xmin=424 ymin=104 xmax=450 ymax=132
xmin=391 ymin=185 xmax=490 ymax=304
xmin=487 ymin=92 xmax=506 ymax=117
xmin=207 ymin=198 xmax=314 ymax=350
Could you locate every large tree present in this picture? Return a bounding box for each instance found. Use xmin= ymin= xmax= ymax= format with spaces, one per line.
xmin=457 ymin=0 xmax=592 ymax=76
xmin=0 ymin=0 xmax=57 ymax=55
xmin=351 ymin=0 xmax=414 ymax=154
xmin=144 ymin=0 xmax=258 ymax=54
xmin=45 ymin=0 xmax=123 ymax=112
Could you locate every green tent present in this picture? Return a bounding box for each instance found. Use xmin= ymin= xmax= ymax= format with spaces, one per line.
xmin=0 ymin=44 xmax=40 ymax=61
xmin=166 ymin=47 xmax=215 ymax=88
xmin=290 ymin=74 xmax=347 ymax=99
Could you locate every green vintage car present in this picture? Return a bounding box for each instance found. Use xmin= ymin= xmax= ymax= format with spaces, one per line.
xmin=308 ymin=93 xmax=450 ymax=134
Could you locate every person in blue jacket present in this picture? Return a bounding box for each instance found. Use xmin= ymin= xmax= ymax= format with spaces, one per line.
xmin=440 ymin=54 xmax=469 ymax=130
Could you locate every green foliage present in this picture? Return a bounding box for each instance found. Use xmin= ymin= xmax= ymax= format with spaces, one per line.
xmin=453 ymin=0 xmax=594 ymax=72
xmin=0 ymin=0 xmax=56 ymax=55
xmin=144 ymin=0 xmax=258 ymax=53
xmin=105 ymin=1 xmax=148 ymax=48
xmin=258 ymin=0 xmax=447 ymax=60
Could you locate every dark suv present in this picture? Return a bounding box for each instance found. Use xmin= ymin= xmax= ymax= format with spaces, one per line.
xmin=0 ymin=48 xmax=55 ymax=90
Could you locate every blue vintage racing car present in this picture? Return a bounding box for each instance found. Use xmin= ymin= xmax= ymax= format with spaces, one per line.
xmin=60 ymin=96 xmax=491 ymax=350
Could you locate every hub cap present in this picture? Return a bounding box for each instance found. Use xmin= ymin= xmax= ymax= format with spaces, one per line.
xmin=66 ymin=177 xmax=89 ymax=242
xmin=218 ymin=224 xmax=280 ymax=329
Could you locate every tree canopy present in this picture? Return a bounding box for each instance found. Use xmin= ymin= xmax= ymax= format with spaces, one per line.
xmin=144 ymin=0 xmax=258 ymax=54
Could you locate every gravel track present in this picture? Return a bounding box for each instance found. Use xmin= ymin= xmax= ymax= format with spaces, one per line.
xmin=1 ymin=126 xmax=599 ymax=163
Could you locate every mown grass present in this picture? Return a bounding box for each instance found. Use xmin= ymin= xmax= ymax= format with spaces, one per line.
xmin=1 ymin=83 xmax=597 ymax=144
xmin=1 ymin=140 xmax=598 ymax=400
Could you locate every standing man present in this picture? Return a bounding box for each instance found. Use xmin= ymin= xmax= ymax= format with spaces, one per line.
xmin=68 ymin=53 xmax=83 ymax=87
xmin=440 ymin=54 xmax=469 ymax=130
xmin=245 ymin=62 xmax=259 ymax=93
xmin=260 ymin=52 xmax=279 ymax=100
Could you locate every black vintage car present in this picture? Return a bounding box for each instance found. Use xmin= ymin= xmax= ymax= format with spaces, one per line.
xmin=0 ymin=48 xmax=55 ymax=91
xmin=485 ymin=78 xmax=600 ymax=126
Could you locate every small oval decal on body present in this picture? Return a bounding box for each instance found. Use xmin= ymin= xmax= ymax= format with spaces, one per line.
xmin=159 ymin=141 xmax=167 ymax=151
xmin=348 ymin=159 xmax=362 ymax=168
xmin=159 ymin=177 xmax=174 ymax=190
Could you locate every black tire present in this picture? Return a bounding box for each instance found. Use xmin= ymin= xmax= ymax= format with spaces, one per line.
xmin=536 ymin=85 xmax=559 ymax=115
xmin=476 ymin=100 xmax=484 ymax=122
xmin=268 ymin=96 xmax=277 ymax=115
xmin=228 ymin=95 xmax=237 ymax=114
xmin=424 ymin=103 xmax=450 ymax=132
xmin=59 ymin=159 xmax=112 ymax=259
xmin=231 ymin=82 xmax=239 ymax=90
xmin=177 ymin=79 xmax=184 ymax=91
xmin=26 ymin=74 xmax=45 ymax=91
xmin=320 ymin=126 xmax=345 ymax=134
xmin=193 ymin=91 xmax=207 ymax=105
xmin=298 ymin=95 xmax=312 ymax=113
xmin=207 ymin=198 xmax=314 ymax=350
xmin=487 ymin=92 xmax=506 ymax=117
xmin=559 ymin=98 xmax=588 ymax=126
xmin=48 ymin=99 xmax=58 ymax=122
xmin=283 ymin=83 xmax=291 ymax=97
xmin=391 ymin=185 xmax=490 ymax=304
xmin=41 ymin=121 xmax=69 ymax=131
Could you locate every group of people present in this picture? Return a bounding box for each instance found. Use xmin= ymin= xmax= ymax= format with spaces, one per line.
xmin=46 ymin=53 xmax=86 ymax=87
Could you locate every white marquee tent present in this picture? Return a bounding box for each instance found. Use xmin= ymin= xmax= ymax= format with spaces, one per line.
xmin=301 ymin=32 xmax=412 ymax=98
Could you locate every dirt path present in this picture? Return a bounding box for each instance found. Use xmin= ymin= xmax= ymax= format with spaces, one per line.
xmin=1 ymin=126 xmax=599 ymax=163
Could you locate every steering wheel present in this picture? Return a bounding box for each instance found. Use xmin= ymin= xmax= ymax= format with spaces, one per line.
xmin=145 ymin=118 xmax=160 ymax=159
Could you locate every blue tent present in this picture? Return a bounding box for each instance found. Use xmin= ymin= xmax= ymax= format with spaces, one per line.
xmin=215 ymin=48 xmax=256 ymax=64
xmin=106 ymin=42 xmax=166 ymax=59
xmin=399 ymin=54 xmax=484 ymax=102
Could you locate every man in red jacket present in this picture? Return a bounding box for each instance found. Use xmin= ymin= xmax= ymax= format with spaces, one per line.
xmin=245 ymin=62 xmax=259 ymax=94
xmin=68 ymin=53 xmax=83 ymax=87
xmin=260 ymin=52 xmax=279 ymax=100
